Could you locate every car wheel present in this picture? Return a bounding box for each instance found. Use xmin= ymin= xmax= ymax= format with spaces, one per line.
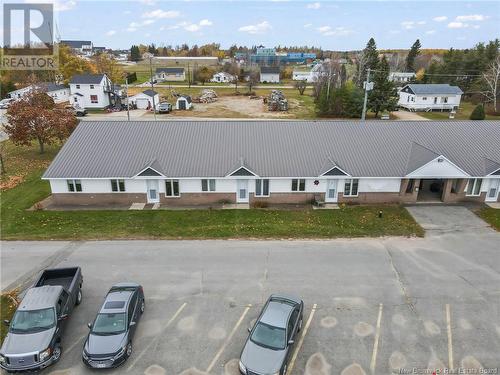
xmin=126 ymin=342 xmax=133 ymax=358
xmin=140 ymin=299 xmax=145 ymax=314
xmin=52 ymin=344 xmax=62 ymax=363
xmin=282 ymin=364 xmax=287 ymax=375
xmin=75 ymin=289 xmax=83 ymax=305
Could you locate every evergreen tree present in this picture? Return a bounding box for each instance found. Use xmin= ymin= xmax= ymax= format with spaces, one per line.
xmin=130 ymin=45 xmax=141 ymax=62
xmin=405 ymin=39 xmax=421 ymax=72
xmin=470 ymin=104 xmax=486 ymax=120
xmin=368 ymin=56 xmax=398 ymax=118
xmin=357 ymin=38 xmax=379 ymax=87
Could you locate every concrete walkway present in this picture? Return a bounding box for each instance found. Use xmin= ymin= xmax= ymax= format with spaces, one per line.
xmin=392 ymin=110 xmax=430 ymax=121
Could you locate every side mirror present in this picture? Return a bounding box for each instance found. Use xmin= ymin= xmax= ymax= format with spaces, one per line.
xmin=87 ymin=323 xmax=93 ymax=329
xmin=58 ymin=314 xmax=68 ymax=321
xmin=288 ymin=339 xmax=294 ymax=345
xmin=247 ymin=327 xmax=251 ymax=333
xmin=129 ymin=321 xmax=136 ymax=327
xmin=3 ymin=320 xmax=10 ymax=326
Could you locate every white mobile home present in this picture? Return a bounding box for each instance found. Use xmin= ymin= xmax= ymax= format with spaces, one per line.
xmin=398 ymin=84 xmax=463 ymax=112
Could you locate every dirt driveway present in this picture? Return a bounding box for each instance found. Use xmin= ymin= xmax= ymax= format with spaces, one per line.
xmin=392 ymin=110 xmax=429 ymax=121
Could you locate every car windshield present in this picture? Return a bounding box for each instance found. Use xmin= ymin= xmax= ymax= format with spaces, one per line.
xmin=92 ymin=313 xmax=127 ymax=335
xmin=250 ymin=322 xmax=286 ymax=350
xmin=10 ymin=308 xmax=56 ymax=333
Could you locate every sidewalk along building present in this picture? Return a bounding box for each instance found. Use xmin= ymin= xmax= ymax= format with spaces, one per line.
xmin=42 ymin=121 xmax=500 ymax=207
xmin=398 ymin=84 xmax=463 ymax=112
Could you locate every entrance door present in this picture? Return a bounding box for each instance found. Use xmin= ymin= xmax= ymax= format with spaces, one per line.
xmin=325 ymin=179 xmax=338 ymax=202
xmin=237 ymin=180 xmax=249 ymax=203
xmin=146 ymin=180 xmax=159 ymax=203
xmin=486 ymin=179 xmax=500 ymax=202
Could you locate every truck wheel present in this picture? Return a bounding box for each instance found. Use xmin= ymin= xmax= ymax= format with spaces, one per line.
xmin=75 ymin=289 xmax=82 ymax=305
xmin=125 ymin=342 xmax=133 ymax=358
xmin=52 ymin=344 xmax=62 ymax=363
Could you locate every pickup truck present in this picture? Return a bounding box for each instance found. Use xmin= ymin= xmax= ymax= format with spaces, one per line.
xmin=0 ymin=267 xmax=83 ymax=373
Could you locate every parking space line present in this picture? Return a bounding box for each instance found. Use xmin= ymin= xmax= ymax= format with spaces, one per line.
xmin=65 ymin=334 xmax=86 ymax=354
xmin=126 ymin=302 xmax=187 ymax=372
xmin=370 ymin=303 xmax=383 ymax=375
xmin=288 ymin=303 xmax=317 ymax=375
xmin=446 ymin=304 xmax=454 ymax=370
xmin=206 ymin=304 xmax=252 ymax=373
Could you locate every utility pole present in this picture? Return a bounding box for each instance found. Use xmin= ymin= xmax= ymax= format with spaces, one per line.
xmin=144 ymin=52 xmax=157 ymax=120
xmin=187 ymin=62 xmax=191 ymax=88
xmin=361 ymin=68 xmax=373 ymax=121
xmin=125 ymin=76 xmax=130 ymax=121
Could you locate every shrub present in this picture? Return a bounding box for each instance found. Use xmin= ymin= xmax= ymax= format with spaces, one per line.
xmin=470 ymin=104 xmax=485 ymax=120
xmin=251 ymin=201 xmax=269 ymax=209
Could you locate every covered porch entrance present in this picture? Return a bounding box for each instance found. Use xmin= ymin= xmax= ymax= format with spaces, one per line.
xmin=417 ymin=179 xmax=445 ymax=202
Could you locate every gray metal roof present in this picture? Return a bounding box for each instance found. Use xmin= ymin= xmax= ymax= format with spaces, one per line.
xmin=42 ymin=121 xmax=500 ymax=179
xmin=61 ymin=40 xmax=92 ymax=48
xmin=141 ymin=89 xmax=158 ymax=97
xmin=19 ymin=286 xmax=62 ymax=311
xmin=404 ymin=84 xmax=463 ymax=95
xmin=261 ymin=67 xmax=280 ymax=74
xmin=156 ymin=67 xmax=184 ymax=74
xmin=70 ymin=74 xmax=106 ymax=84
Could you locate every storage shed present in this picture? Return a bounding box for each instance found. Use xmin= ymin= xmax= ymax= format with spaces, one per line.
xmin=176 ymin=95 xmax=192 ymax=110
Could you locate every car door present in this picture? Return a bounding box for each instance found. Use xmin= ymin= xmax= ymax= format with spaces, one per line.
xmin=56 ymin=291 xmax=71 ymax=333
xmin=127 ymin=292 xmax=139 ymax=339
xmin=285 ymin=308 xmax=300 ymax=364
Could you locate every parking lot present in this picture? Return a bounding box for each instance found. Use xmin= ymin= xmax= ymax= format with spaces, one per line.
xmin=1 ymin=217 xmax=499 ymax=374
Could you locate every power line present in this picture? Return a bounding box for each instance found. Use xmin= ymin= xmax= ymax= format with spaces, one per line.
xmin=370 ymin=69 xmax=483 ymax=78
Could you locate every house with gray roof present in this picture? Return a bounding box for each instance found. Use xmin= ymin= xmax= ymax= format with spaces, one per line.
xmin=398 ymin=84 xmax=463 ymax=112
xmin=260 ymin=67 xmax=280 ymax=83
xmin=7 ymin=82 xmax=70 ymax=104
xmin=61 ymin=40 xmax=93 ymax=56
xmin=69 ymin=74 xmax=113 ymax=109
xmin=42 ymin=121 xmax=500 ymax=207
xmin=155 ymin=67 xmax=185 ymax=82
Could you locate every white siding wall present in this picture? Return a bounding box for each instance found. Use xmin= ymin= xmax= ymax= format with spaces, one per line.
xmin=358 ymin=179 xmax=401 ymax=192
xmin=70 ymin=80 xmax=110 ymax=109
xmin=260 ymin=73 xmax=280 ymax=83
xmin=398 ymin=92 xmax=461 ymax=110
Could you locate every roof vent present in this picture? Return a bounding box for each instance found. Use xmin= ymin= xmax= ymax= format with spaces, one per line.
xmin=437 ymin=158 xmax=444 ymax=163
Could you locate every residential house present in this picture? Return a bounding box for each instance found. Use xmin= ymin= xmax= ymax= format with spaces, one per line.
xmin=176 ymin=95 xmax=192 ymax=110
xmin=7 ymin=83 xmax=70 ymax=103
xmin=155 ymin=67 xmax=186 ymax=82
xmin=211 ymin=72 xmax=236 ymax=83
xmin=398 ymin=84 xmax=463 ymax=112
xmin=69 ymin=74 xmax=113 ymax=109
xmin=42 ymin=121 xmax=500 ymax=207
xmin=260 ymin=67 xmax=280 ymax=83
xmin=129 ymin=90 xmax=159 ymax=110
xmin=61 ymin=40 xmax=93 ymax=56
xmin=389 ymin=72 xmax=416 ymax=84
xmin=292 ymin=64 xmax=327 ymax=83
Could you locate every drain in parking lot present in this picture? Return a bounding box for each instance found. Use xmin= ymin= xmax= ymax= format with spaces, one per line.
xmin=144 ymin=364 xmax=166 ymax=375
xmin=389 ymin=351 xmax=407 ymax=370
xmin=320 ymin=316 xmax=338 ymax=328
xmin=353 ymin=321 xmax=374 ymax=337
xmin=340 ymin=363 xmax=366 ymax=375
xmin=304 ymin=353 xmax=331 ymax=375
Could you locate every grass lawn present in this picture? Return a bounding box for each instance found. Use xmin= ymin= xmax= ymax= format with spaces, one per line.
xmin=0 ymin=141 xmax=423 ymax=240
xmin=420 ymin=101 xmax=500 ymax=120
xmin=476 ymin=207 xmax=500 ymax=231
xmin=0 ymin=292 xmax=18 ymax=344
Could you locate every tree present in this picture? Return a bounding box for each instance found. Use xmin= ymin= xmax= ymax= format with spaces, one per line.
xmin=368 ymin=56 xmax=398 ymax=118
xmin=405 ymin=39 xmax=421 ymax=72
xmin=58 ymin=44 xmax=96 ymax=83
xmin=480 ymin=55 xmax=500 ymax=113
xmin=93 ymin=53 xmax=124 ymax=83
xmin=5 ymin=89 xmax=77 ymax=153
xmin=356 ymin=38 xmax=379 ymax=87
xmin=470 ymin=104 xmax=486 ymax=120
xmin=130 ymin=45 xmax=141 ymax=62
xmin=316 ymin=82 xmax=363 ymax=118
xmin=195 ymin=66 xmax=215 ymax=85
xmin=294 ymin=80 xmax=307 ymax=95
xmin=246 ymin=71 xmax=259 ymax=93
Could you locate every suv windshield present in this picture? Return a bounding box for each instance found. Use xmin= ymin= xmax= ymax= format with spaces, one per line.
xmin=250 ymin=322 xmax=286 ymax=350
xmin=10 ymin=308 xmax=56 ymax=333
xmin=92 ymin=313 xmax=126 ymax=335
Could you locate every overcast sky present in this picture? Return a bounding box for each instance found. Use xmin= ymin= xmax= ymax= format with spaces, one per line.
xmin=5 ymin=0 xmax=500 ymax=50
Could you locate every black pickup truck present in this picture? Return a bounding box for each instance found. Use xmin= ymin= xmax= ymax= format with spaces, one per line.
xmin=0 ymin=267 xmax=83 ymax=373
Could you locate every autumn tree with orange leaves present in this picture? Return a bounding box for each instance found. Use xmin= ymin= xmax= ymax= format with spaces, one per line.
xmin=5 ymin=89 xmax=77 ymax=154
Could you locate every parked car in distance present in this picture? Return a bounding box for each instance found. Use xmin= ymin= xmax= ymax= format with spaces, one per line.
xmin=158 ymin=102 xmax=172 ymax=114
xmin=0 ymin=98 xmax=15 ymax=109
xmin=0 ymin=267 xmax=83 ymax=373
xmin=64 ymin=105 xmax=87 ymax=117
xmin=82 ymin=283 xmax=145 ymax=369
xmin=239 ymin=294 xmax=304 ymax=375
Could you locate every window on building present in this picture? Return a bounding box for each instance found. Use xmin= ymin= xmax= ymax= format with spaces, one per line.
xmin=344 ymin=179 xmax=359 ymax=196
xmin=111 ymin=179 xmax=125 ymax=192
xmin=90 ymin=84 xmax=94 ymax=89
xmin=451 ymin=179 xmax=459 ymax=194
xmin=291 ymin=179 xmax=306 ymax=192
xmin=90 ymin=95 xmax=98 ymax=103
xmin=76 ymin=84 xmax=80 ymax=89
xmin=422 ymin=97 xmax=427 ymax=101
xmin=255 ymin=179 xmax=270 ymax=196
xmin=201 ymin=179 xmax=216 ymax=192
xmin=165 ymin=179 xmax=180 ymax=197
xmin=67 ymin=179 xmax=82 ymax=192
xmin=466 ymin=178 xmax=482 ymax=196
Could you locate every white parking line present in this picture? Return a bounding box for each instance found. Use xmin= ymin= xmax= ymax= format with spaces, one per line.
xmin=126 ymin=302 xmax=187 ymax=372
xmin=206 ymin=304 xmax=252 ymax=373
xmin=65 ymin=334 xmax=86 ymax=354
xmin=370 ymin=303 xmax=383 ymax=375
xmin=287 ymin=303 xmax=317 ymax=375
xmin=445 ymin=304 xmax=454 ymax=370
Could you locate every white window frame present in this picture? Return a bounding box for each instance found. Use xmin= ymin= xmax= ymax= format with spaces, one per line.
xmin=76 ymin=84 xmax=80 ymax=89
xmin=201 ymin=179 xmax=216 ymax=192
xmin=255 ymin=179 xmax=270 ymax=197
xmin=111 ymin=179 xmax=126 ymax=192
xmin=67 ymin=179 xmax=82 ymax=192
xmin=344 ymin=179 xmax=359 ymax=197
xmin=90 ymin=94 xmax=98 ymax=103
xmin=465 ymin=178 xmax=482 ymax=196
xmin=165 ymin=179 xmax=180 ymax=197
xmin=291 ymin=179 xmax=306 ymax=192
xmin=90 ymin=84 xmax=94 ymax=89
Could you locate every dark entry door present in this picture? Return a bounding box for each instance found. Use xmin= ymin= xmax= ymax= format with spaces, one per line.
xmin=179 ymin=100 xmax=186 ymax=110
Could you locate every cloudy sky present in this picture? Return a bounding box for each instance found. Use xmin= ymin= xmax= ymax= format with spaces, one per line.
xmin=5 ymin=0 xmax=500 ymax=50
